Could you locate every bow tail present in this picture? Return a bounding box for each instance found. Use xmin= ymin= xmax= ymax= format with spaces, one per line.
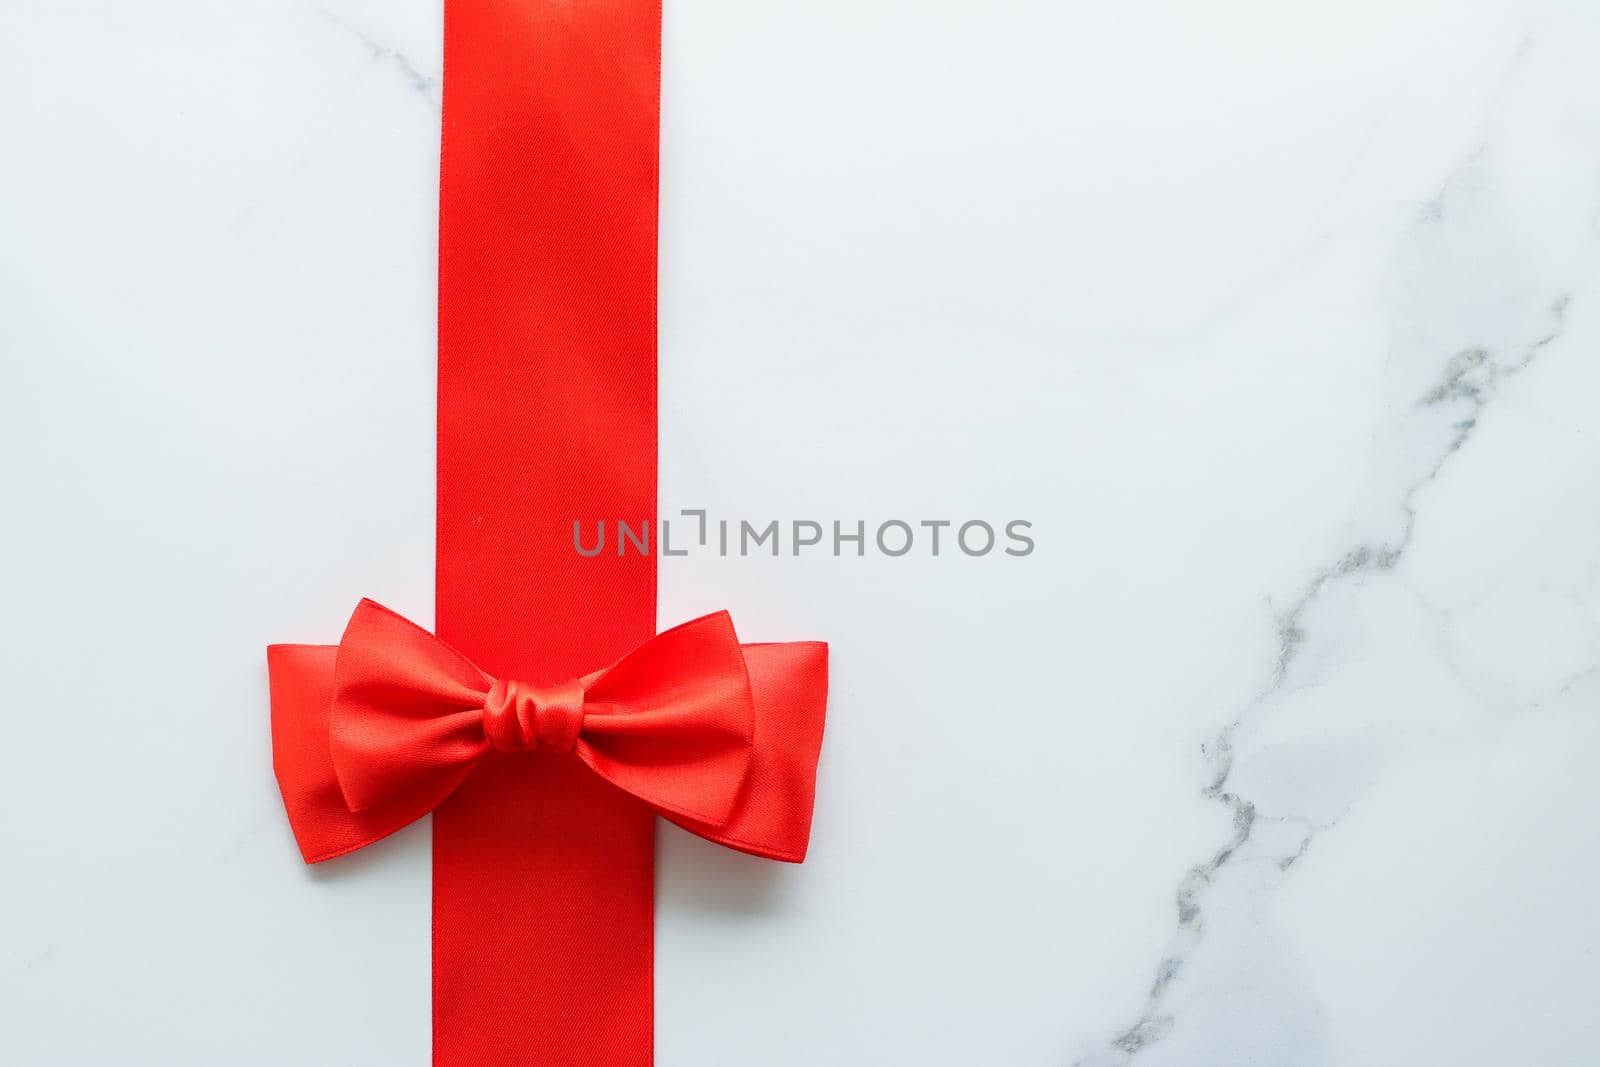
xmin=269 ymin=643 xmax=448 ymax=862
xmin=664 ymin=641 xmax=829 ymax=862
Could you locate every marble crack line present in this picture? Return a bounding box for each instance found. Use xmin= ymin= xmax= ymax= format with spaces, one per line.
xmin=1084 ymin=293 xmax=1572 ymax=1066
xmin=309 ymin=1 xmax=441 ymax=102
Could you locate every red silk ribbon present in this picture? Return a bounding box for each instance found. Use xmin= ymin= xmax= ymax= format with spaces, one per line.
xmin=269 ymin=599 xmax=827 ymax=866
xmin=439 ymin=0 xmax=662 ymax=1060
xmin=267 ymin=1 xmax=828 ymax=1063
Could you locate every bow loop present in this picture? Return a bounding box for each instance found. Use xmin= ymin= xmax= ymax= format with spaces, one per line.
xmin=483 ymin=678 xmax=585 ymax=753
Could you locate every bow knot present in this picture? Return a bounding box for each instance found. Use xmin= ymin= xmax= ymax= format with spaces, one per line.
xmin=483 ymin=677 xmax=585 ymax=753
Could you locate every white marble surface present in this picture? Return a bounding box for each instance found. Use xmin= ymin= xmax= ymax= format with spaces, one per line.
xmin=5 ymin=2 xmax=1600 ymax=1064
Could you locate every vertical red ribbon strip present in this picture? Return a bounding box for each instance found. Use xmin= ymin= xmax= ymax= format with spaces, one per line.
xmin=435 ymin=0 xmax=661 ymax=1063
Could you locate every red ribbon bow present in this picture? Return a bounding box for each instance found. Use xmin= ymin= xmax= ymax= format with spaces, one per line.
xmin=269 ymin=599 xmax=827 ymax=864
